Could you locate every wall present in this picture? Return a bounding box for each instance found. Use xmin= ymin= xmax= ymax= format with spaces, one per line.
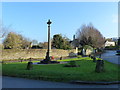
xmin=1 ymin=49 xmax=76 ymax=60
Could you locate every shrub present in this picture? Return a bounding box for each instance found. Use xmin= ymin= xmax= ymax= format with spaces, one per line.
xmin=69 ymin=61 xmax=76 ymax=66
xmin=64 ymin=61 xmax=80 ymax=67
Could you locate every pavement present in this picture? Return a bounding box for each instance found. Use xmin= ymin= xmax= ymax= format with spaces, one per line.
xmin=2 ymin=76 xmax=120 ymax=88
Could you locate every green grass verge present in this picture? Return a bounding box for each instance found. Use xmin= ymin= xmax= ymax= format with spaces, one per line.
xmin=57 ymin=57 xmax=102 ymax=62
xmin=2 ymin=57 xmax=120 ymax=82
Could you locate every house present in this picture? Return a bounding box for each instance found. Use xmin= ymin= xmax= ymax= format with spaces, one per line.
xmin=104 ymin=40 xmax=115 ymax=47
xmin=70 ymin=35 xmax=81 ymax=48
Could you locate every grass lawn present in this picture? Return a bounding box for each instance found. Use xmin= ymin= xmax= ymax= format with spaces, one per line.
xmin=2 ymin=57 xmax=120 ymax=82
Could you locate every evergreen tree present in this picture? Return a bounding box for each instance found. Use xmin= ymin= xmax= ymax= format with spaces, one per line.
xmin=52 ymin=34 xmax=72 ymax=50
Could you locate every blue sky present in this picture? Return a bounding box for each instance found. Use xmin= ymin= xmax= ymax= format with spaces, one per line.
xmin=2 ymin=2 xmax=118 ymax=42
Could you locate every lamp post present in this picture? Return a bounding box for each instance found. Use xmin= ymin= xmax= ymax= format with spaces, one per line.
xmin=45 ymin=19 xmax=52 ymax=62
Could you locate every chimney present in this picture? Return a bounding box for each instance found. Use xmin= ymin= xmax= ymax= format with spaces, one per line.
xmin=73 ymin=35 xmax=75 ymax=40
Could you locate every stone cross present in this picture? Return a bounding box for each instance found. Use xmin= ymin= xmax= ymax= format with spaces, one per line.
xmin=45 ymin=19 xmax=52 ymax=62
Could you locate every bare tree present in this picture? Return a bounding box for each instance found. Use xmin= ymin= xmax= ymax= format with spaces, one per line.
xmin=76 ymin=23 xmax=105 ymax=48
xmin=0 ymin=21 xmax=9 ymax=38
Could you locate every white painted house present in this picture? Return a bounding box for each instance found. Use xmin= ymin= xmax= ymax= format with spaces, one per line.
xmin=105 ymin=40 xmax=115 ymax=47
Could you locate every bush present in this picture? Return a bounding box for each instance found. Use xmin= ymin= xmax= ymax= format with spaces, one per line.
xmin=64 ymin=61 xmax=80 ymax=67
xmin=69 ymin=61 xmax=76 ymax=66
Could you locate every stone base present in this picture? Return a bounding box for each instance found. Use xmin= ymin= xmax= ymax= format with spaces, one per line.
xmin=95 ymin=60 xmax=104 ymax=73
xmin=38 ymin=59 xmax=60 ymax=64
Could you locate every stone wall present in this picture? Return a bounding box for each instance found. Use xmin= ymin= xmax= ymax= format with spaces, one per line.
xmin=1 ymin=49 xmax=76 ymax=60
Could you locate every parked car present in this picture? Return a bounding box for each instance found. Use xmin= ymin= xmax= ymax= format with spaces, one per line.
xmin=116 ymin=50 xmax=120 ymax=55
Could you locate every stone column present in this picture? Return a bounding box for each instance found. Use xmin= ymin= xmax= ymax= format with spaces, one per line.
xmin=48 ymin=23 xmax=51 ymax=53
xmin=45 ymin=19 xmax=52 ymax=62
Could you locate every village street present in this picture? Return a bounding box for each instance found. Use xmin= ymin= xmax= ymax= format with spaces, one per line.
xmin=101 ymin=50 xmax=120 ymax=65
xmin=2 ymin=76 xmax=119 ymax=88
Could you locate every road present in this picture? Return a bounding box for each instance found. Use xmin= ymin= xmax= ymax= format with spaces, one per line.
xmin=2 ymin=76 xmax=119 ymax=88
xmin=101 ymin=50 xmax=120 ymax=65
